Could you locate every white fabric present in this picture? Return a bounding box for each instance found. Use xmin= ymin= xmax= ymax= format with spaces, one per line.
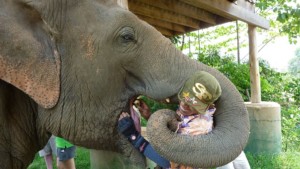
xmin=216 ymin=151 xmax=251 ymax=169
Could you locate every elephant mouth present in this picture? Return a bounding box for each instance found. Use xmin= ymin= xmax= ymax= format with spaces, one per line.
xmin=124 ymin=96 xmax=148 ymax=130
xmin=121 ymin=95 xmax=176 ymax=130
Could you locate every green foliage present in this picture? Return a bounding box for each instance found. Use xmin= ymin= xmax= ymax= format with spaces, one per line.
xmin=288 ymin=48 xmax=300 ymax=77
xmin=169 ymin=35 xmax=181 ymax=44
xmin=27 ymin=154 xmax=50 ymax=169
xmin=256 ymin=0 xmax=300 ymax=43
xmin=284 ymin=76 xmax=300 ymax=104
xmin=281 ymin=106 xmax=300 ymax=152
xmin=138 ymin=96 xmax=178 ymax=126
xmin=197 ymin=49 xmax=251 ymax=101
xmin=258 ymin=60 xmax=286 ymax=102
xmin=139 ymin=96 xmax=178 ymax=113
xmin=246 ymin=152 xmax=300 ymax=169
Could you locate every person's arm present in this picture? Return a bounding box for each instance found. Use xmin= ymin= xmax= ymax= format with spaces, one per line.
xmin=118 ymin=113 xmax=170 ymax=168
xmin=133 ymin=99 xmax=151 ymax=120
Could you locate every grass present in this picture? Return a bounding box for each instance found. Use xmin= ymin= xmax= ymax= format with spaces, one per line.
xmin=246 ymin=152 xmax=300 ymax=169
xmin=28 ymin=148 xmax=300 ymax=169
xmin=28 ymin=147 xmax=90 ymax=169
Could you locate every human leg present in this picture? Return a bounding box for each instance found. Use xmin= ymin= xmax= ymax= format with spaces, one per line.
xmin=216 ymin=162 xmax=235 ymax=169
xmin=44 ymin=154 xmax=54 ymax=169
xmin=57 ymin=158 xmax=76 ymax=169
xmin=39 ymin=138 xmax=55 ymax=169
xmin=232 ymin=151 xmax=250 ymax=169
xmin=216 ymin=151 xmax=250 ymax=169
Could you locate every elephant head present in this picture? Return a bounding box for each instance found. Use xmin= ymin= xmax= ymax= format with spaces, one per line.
xmin=0 ymin=0 xmax=249 ymax=168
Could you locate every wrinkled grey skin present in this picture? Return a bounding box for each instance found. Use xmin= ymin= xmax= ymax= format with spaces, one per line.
xmin=0 ymin=0 xmax=249 ymax=168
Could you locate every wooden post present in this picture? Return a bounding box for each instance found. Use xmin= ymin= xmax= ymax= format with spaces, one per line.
xmin=248 ymin=24 xmax=261 ymax=103
xmin=117 ymin=0 xmax=128 ymax=9
xmin=236 ymin=21 xmax=240 ymax=64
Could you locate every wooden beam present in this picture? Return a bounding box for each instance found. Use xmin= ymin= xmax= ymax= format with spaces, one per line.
xmin=248 ymin=24 xmax=261 ymax=103
xmin=136 ymin=15 xmax=187 ymax=33
xmin=129 ymin=0 xmax=200 ymax=29
xmin=155 ymin=26 xmax=177 ymax=37
xmin=131 ymin=0 xmax=217 ymax=25
xmin=237 ymin=0 xmax=255 ymax=11
xmin=137 ymin=14 xmax=212 ymax=37
xmin=180 ymin=0 xmax=269 ymax=29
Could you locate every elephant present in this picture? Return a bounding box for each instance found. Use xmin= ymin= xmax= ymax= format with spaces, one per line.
xmin=0 ymin=0 xmax=250 ymax=168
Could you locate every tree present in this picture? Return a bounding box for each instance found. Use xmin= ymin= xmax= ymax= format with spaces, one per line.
xmin=288 ymin=48 xmax=300 ymax=77
xmin=256 ymin=0 xmax=300 ymax=44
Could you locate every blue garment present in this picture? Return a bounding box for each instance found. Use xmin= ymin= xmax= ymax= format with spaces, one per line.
xmin=143 ymin=143 xmax=170 ymax=168
xmin=118 ymin=115 xmax=170 ymax=168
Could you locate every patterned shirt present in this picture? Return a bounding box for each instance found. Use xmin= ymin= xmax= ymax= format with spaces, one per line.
xmin=177 ymin=107 xmax=215 ymax=136
xmin=170 ymin=108 xmax=216 ymax=169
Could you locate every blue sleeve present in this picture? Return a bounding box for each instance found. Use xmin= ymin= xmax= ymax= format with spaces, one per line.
xmin=143 ymin=142 xmax=170 ymax=168
xmin=118 ymin=116 xmax=170 ymax=168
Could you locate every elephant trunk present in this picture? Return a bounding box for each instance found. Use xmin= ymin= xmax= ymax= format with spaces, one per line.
xmin=146 ymin=58 xmax=250 ymax=168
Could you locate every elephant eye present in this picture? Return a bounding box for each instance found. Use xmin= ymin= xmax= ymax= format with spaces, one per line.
xmin=122 ymin=34 xmax=134 ymax=42
xmin=119 ymin=27 xmax=136 ymax=43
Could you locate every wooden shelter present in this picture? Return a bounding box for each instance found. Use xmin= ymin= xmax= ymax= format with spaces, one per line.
xmin=126 ymin=0 xmax=269 ymax=37
xmin=117 ymin=0 xmax=270 ymax=103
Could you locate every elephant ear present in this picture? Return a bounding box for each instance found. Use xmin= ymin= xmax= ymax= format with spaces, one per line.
xmin=0 ymin=3 xmax=60 ymax=108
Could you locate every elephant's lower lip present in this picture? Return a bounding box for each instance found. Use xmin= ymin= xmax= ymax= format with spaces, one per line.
xmin=118 ymin=96 xmax=137 ymax=119
xmin=129 ymin=97 xmax=142 ymax=130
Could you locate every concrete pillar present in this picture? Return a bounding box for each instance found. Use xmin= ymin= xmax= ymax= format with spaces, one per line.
xmin=244 ymin=102 xmax=281 ymax=154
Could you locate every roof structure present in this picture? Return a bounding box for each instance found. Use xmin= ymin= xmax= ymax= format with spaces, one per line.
xmin=127 ymin=0 xmax=269 ymax=37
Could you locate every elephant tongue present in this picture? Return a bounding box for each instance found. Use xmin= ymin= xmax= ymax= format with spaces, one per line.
xmin=130 ymin=98 xmax=141 ymax=133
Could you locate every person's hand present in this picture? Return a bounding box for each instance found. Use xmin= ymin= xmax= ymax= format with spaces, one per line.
xmin=134 ymin=99 xmax=151 ymax=120
xmin=118 ymin=112 xmax=138 ymax=138
xmin=118 ymin=112 xmax=148 ymax=152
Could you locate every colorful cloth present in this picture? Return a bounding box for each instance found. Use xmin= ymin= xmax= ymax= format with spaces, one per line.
xmin=55 ymin=137 xmax=74 ymax=148
xmin=171 ymin=107 xmax=216 ymax=169
xmin=177 ymin=107 xmax=215 ymax=136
